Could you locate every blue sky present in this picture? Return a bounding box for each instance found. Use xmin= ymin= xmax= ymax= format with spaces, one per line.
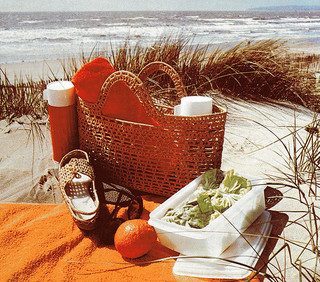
xmin=0 ymin=0 xmax=319 ymax=12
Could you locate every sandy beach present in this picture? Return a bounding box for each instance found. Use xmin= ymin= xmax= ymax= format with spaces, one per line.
xmin=0 ymin=59 xmax=71 ymax=82
xmin=0 ymin=117 xmax=62 ymax=203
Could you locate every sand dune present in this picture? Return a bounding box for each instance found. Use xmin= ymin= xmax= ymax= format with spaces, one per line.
xmin=0 ymin=117 xmax=61 ymax=203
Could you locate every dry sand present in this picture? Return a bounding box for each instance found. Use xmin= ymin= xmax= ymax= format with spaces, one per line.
xmin=0 ymin=117 xmax=62 ymax=203
xmin=1 ymin=59 xmax=72 ymax=81
xmin=289 ymin=40 xmax=320 ymax=56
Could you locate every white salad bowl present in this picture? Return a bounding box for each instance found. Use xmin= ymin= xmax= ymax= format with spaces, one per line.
xmin=148 ymin=174 xmax=266 ymax=257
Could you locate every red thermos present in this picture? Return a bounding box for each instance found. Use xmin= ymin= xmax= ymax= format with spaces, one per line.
xmin=43 ymin=81 xmax=79 ymax=162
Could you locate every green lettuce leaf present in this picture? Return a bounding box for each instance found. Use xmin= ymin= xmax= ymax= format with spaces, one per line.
xmin=201 ymin=169 xmax=224 ymax=190
xmin=187 ymin=206 xmax=211 ymax=229
xmin=221 ymin=169 xmax=251 ymax=194
xmin=162 ymin=169 xmax=252 ymax=229
xmin=197 ymin=193 xmax=213 ymax=213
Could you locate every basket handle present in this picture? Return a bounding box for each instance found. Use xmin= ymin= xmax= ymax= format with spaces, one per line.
xmin=138 ymin=61 xmax=187 ymax=100
xmin=96 ymin=70 xmax=163 ymax=120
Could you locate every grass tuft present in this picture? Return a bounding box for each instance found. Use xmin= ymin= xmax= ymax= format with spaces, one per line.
xmin=0 ymin=37 xmax=319 ymax=120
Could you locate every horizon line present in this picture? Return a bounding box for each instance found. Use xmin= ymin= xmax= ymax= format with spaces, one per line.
xmin=1 ymin=4 xmax=320 ymax=13
xmin=1 ymin=8 xmax=320 ymax=13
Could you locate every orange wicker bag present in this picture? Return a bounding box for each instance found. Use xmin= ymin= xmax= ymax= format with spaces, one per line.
xmin=77 ymin=62 xmax=227 ymax=197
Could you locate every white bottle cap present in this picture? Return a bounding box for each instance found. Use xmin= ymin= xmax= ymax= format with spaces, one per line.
xmin=43 ymin=81 xmax=75 ymax=107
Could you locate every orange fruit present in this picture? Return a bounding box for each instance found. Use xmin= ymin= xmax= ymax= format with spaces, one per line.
xmin=114 ymin=219 xmax=157 ymax=259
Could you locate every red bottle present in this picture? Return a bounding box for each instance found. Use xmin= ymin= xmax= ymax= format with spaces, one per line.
xmin=43 ymin=81 xmax=78 ymax=162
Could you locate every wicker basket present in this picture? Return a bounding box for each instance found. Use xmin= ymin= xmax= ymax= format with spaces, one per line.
xmin=77 ymin=61 xmax=227 ymax=197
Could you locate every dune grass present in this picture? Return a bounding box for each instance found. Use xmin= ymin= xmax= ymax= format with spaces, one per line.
xmin=0 ymin=69 xmax=47 ymax=121
xmin=0 ymin=38 xmax=318 ymax=121
xmin=250 ymin=110 xmax=320 ymax=281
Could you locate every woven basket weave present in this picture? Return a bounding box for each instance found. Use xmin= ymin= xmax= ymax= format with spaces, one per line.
xmin=77 ymin=61 xmax=227 ymax=197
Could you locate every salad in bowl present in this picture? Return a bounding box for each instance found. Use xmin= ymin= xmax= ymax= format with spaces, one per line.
xmin=162 ymin=169 xmax=253 ymax=229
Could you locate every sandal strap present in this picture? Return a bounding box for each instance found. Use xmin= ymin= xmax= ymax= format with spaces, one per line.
xmin=59 ymin=158 xmax=99 ymax=216
xmin=59 ymin=158 xmax=94 ymax=190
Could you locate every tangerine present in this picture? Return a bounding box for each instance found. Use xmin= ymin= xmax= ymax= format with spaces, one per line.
xmin=114 ymin=219 xmax=157 ymax=259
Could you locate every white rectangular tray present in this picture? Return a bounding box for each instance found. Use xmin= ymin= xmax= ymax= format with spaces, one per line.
xmin=149 ymin=174 xmax=266 ymax=257
xmin=173 ymin=211 xmax=272 ymax=280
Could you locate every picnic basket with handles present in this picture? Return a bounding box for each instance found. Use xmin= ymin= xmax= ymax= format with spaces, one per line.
xmin=77 ymin=61 xmax=227 ymax=197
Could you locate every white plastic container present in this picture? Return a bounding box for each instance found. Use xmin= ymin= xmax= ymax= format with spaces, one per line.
xmin=148 ymin=175 xmax=266 ymax=257
xmin=173 ymin=211 xmax=272 ymax=279
xmin=173 ymin=96 xmax=213 ymax=116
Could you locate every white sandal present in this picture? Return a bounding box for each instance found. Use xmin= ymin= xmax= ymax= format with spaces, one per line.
xmin=59 ymin=150 xmax=100 ymax=230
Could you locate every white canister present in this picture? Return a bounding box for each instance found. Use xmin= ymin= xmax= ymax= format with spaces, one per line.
xmin=179 ymin=96 xmax=213 ymax=116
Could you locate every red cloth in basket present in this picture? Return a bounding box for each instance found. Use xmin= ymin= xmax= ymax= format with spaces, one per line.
xmin=72 ymin=58 xmax=157 ymax=125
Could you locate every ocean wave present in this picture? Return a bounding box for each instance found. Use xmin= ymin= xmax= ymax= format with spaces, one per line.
xmin=307 ymin=26 xmax=320 ymax=31
xmin=3 ymin=11 xmax=320 ymax=63
xmin=101 ymin=23 xmax=129 ymax=27
xmin=271 ymin=17 xmax=320 ymax=24
xmin=200 ymin=18 xmax=223 ymax=22
xmin=252 ymin=16 xmax=281 ymax=21
xmin=66 ymin=19 xmax=82 ymax=22
xmin=82 ymin=33 xmax=108 ymax=39
xmin=121 ymin=17 xmax=158 ymax=21
xmin=185 ymin=15 xmax=199 ymax=20
xmin=33 ymin=37 xmax=71 ymax=43
xmin=199 ymin=18 xmax=252 ymax=26
xmin=19 ymin=20 xmax=44 ymax=24
xmin=199 ymin=18 xmax=242 ymax=23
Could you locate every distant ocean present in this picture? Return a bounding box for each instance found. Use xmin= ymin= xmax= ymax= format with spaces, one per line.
xmin=1 ymin=11 xmax=320 ymax=64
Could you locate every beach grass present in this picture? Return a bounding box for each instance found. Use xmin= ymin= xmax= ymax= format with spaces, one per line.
xmin=0 ymin=69 xmax=48 ymax=121
xmin=0 ymin=37 xmax=319 ymax=121
xmin=246 ymin=108 xmax=320 ymax=281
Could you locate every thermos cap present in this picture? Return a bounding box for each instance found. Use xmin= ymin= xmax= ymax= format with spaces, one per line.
xmin=43 ymin=81 xmax=75 ymax=107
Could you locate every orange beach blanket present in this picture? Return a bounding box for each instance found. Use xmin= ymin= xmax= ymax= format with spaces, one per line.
xmin=0 ymin=198 xmax=285 ymax=281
